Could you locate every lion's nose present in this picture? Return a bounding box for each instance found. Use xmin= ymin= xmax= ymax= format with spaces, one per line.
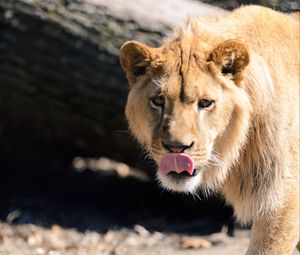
xmin=162 ymin=141 xmax=194 ymax=153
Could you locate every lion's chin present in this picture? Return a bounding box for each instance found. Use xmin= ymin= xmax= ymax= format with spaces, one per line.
xmin=156 ymin=171 xmax=202 ymax=194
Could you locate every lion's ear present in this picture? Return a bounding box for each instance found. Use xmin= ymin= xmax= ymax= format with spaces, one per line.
xmin=208 ymin=40 xmax=250 ymax=83
xmin=120 ymin=41 xmax=156 ymax=86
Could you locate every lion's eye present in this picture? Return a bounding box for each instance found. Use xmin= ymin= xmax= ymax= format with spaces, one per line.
xmin=198 ymin=99 xmax=214 ymax=109
xmin=150 ymin=95 xmax=164 ymax=109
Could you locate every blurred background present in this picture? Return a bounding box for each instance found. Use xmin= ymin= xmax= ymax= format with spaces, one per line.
xmin=0 ymin=1 xmax=299 ymax=255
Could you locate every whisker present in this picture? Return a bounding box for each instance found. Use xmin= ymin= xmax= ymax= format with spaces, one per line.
xmin=205 ymin=152 xmax=224 ymax=169
xmin=191 ymin=191 xmax=201 ymax=202
xmin=137 ymin=148 xmax=155 ymax=162
xmin=189 ymin=153 xmax=207 ymax=158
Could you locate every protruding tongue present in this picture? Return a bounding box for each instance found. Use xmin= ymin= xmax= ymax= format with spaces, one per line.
xmin=159 ymin=153 xmax=194 ymax=175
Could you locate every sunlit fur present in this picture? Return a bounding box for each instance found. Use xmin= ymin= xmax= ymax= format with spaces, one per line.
xmin=120 ymin=6 xmax=299 ymax=255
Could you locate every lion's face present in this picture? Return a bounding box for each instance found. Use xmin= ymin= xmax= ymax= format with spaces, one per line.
xmin=120 ymin=36 xmax=251 ymax=193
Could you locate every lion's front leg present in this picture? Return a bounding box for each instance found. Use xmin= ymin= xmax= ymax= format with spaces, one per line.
xmin=246 ymin=200 xmax=299 ymax=255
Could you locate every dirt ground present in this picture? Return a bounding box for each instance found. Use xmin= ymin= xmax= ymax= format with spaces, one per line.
xmin=0 ymin=222 xmax=298 ymax=255
xmin=1 ymin=157 xmax=299 ymax=255
xmin=0 ymin=221 xmax=250 ymax=255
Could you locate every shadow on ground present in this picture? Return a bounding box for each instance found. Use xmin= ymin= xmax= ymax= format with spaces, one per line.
xmin=0 ymin=161 xmax=234 ymax=236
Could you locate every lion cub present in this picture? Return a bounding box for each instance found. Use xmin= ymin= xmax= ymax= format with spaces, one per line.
xmin=120 ymin=5 xmax=299 ymax=255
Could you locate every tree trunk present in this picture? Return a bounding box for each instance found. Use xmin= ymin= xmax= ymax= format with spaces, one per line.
xmin=0 ymin=0 xmax=221 ymax=167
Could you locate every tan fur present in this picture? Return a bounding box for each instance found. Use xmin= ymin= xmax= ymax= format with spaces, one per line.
xmin=120 ymin=6 xmax=299 ymax=255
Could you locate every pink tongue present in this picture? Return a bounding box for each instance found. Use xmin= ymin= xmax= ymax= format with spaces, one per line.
xmin=159 ymin=153 xmax=194 ymax=175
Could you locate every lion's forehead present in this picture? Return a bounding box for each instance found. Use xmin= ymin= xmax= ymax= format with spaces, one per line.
xmin=151 ymin=41 xmax=222 ymax=102
xmin=153 ymin=71 xmax=221 ymax=104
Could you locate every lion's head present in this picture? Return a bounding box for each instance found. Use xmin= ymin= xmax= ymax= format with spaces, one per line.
xmin=120 ymin=23 xmax=252 ymax=194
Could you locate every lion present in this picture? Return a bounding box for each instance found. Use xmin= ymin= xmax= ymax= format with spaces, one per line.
xmin=120 ymin=5 xmax=299 ymax=255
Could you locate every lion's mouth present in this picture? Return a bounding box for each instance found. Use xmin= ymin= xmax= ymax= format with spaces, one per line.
xmin=157 ymin=152 xmax=202 ymax=192
xmin=167 ymin=169 xmax=200 ymax=179
xmin=159 ymin=152 xmax=199 ymax=177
